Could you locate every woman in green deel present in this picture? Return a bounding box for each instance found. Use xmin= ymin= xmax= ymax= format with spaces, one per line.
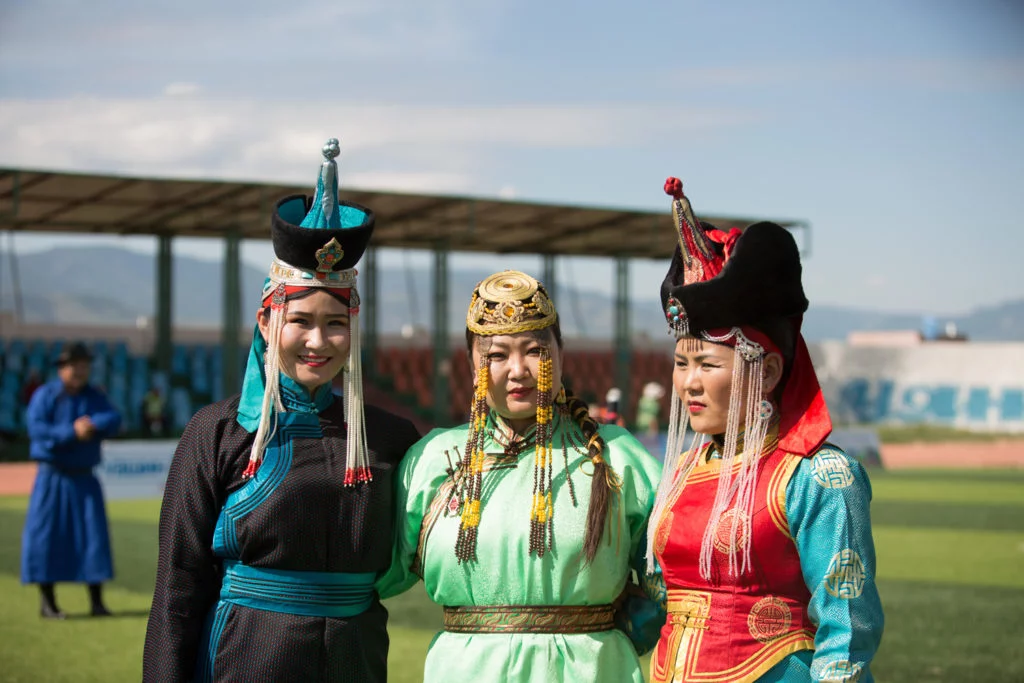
xmin=378 ymin=270 xmax=665 ymax=682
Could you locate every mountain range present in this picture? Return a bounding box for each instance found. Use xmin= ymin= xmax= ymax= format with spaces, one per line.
xmin=1 ymin=246 xmax=1022 ymax=342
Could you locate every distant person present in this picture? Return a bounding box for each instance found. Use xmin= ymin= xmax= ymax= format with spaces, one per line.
xmin=141 ymin=387 xmax=166 ymax=437
xmin=636 ymin=381 xmax=665 ymax=436
xmin=142 ymin=139 xmax=420 ymax=682
xmin=20 ymin=370 xmax=44 ymax=407
xmin=598 ymin=387 xmax=627 ymax=426
xmin=21 ymin=342 xmax=121 ymax=619
xmin=582 ymin=390 xmax=602 ymax=421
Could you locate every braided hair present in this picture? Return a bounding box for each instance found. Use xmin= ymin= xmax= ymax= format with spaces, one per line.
xmin=464 ymin=320 xmax=618 ymax=564
xmin=559 ymin=386 xmax=617 ymax=562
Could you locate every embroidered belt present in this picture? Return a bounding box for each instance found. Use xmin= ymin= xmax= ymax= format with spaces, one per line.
xmin=219 ymin=560 xmax=376 ymax=618
xmin=443 ymin=604 xmax=615 ymax=634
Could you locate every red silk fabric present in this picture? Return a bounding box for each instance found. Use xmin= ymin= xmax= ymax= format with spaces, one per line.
xmin=650 ymin=447 xmax=816 ymax=681
xmin=706 ymin=227 xmax=743 ymax=261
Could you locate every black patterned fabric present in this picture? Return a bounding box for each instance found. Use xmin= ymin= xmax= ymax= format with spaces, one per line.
xmin=142 ymin=396 xmax=420 ymax=682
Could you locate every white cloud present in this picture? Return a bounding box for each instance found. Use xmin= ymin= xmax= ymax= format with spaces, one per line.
xmin=672 ymin=58 xmax=1024 ymax=92
xmin=163 ymin=82 xmax=203 ymax=97
xmin=0 ymin=95 xmax=759 ymax=194
xmin=0 ymin=0 xmax=502 ymax=66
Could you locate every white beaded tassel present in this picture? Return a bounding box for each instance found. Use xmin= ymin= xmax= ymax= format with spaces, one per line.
xmin=646 ymin=340 xmax=705 ymax=574
xmin=695 ymin=328 xmax=772 ymax=579
xmin=244 ymin=298 xmax=286 ymax=478
xmin=342 ymin=294 xmax=371 ymax=485
xmin=696 ymin=335 xmax=745 ymax=580
xmin=731 ymin=354 xmax=771 ymax=576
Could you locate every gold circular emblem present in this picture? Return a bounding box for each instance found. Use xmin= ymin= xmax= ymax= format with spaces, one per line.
xmin=822 ymin=661 xmax=863 ymax=682
xmin=478 ymin=271 xmax=538 ymax=301
xmin=824 ymin=549 xmax=866 ymax=599
xmin=466 ymin=270 xmax=557 ymax=335
xmin=812 ymin=451 xmax=855 ymax=489
xmin=498 ymin=300 xmax=526 ymax=322
xmin=467 ymin=296 xmax=486 ymax=328
xmin=713 ymin=508 xmax=750 ymax=554
xmin=533 ymin=290 xmax=555 ymax=317
xmin=747 ymin=596 xmax=792 ymax=644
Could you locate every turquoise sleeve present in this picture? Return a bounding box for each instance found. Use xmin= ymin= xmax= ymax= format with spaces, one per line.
xmin=786 ymin=447 xmax=885 ymax=682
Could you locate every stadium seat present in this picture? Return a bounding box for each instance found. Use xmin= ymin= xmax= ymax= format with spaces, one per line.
xmin=0 ymin=406 xmax=18 ymax=432
xmin=170 ymin=387 xmax=193 ymax=431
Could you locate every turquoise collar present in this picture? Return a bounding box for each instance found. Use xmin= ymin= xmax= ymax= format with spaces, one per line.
xmin=237 ymin=326 xmax=335 ymax=432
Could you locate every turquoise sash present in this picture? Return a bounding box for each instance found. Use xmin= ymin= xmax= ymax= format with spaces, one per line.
xmin=219 ymin=560 xmax=376 ymax=618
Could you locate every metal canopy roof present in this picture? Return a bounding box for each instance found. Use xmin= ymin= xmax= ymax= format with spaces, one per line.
xmin=0 ymin=168 xmax=807 ymax=259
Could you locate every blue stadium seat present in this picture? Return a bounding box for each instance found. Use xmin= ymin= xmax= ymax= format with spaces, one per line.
xmin=4 ymin=348 xmax=25 ymax=373
xmin=151 ymin=371 xmax=169 ymax=395
xmin=0 ymin=386 xmax=19 ymax=412
xmin=0 ymin=406 xmax=18 ymax=432
xmin=191 ymin=346 xmax=210 ymax=394
xmin=48 ymin=339 xmax=65 ymax=359
xmin=0 ymin=372 xmax=19 ymax=393
xmin=209 ymin=347 xmax=224 ymax=402
xmin=110 ymin=342 xmax=129 ymax=373
xmin=171 ymin=387 xmax=193 ymax=431
xmin=172 ymin=344 xmax=190 ymax=377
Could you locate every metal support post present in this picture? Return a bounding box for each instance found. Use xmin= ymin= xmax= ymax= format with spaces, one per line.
xmin=542 ymin=253 xmax=557 ymax=304
xmin=221 ymin=231 xmax=242 ymax=397
xmin=432 ymin=245 xmax=450 ymax=426
xmin=155 ymin=234 xmax=173 ymax=377
xmin=613 ymin=256 xmax=631 ymax=422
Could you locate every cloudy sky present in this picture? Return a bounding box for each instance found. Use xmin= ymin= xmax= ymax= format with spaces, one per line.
xmin=1 ymin=0 xmax=1022 ymax=315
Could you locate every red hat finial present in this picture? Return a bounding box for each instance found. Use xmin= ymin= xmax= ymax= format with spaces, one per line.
xmin=664 ymin=177 xmax=684 ymax=200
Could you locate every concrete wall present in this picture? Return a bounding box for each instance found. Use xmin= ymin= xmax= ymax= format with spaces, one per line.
xmin=810 ymin=341 xmax=1024 ymax=433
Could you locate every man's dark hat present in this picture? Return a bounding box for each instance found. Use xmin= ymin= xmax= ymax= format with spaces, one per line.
xmin=55 ymin=342 xmax=93 ymax=366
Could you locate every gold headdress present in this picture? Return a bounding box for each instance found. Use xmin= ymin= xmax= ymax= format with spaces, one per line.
xmin=466 ymin=271 xmax=557 ymax=336
xmin=455 ymin=271 xmax=620 ymax=565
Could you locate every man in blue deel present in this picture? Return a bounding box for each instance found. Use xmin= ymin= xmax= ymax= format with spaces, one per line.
xmin=21 ymin=342 xmax=121 ymax=619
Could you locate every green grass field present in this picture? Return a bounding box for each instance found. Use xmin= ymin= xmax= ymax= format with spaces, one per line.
xmin=1 ymin=469 xmax=1023 ymax=682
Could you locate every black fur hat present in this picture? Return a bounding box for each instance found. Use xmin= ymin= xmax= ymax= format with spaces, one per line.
xmin=660 ymin=220 xmax=808 ymax=334
xmin=271 ymin=194 xmax=374 ymax=272
xmin=268 ymin=138 xmax=375 ymax=275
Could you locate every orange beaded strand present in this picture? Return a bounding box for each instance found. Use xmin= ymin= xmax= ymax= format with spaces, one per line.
xmin=455 ymin=355 xmax=490 ymax=563
xmin=529 ymin=349 xmax=555 ymax=556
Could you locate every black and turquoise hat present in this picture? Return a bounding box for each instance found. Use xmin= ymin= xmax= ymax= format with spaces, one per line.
xmin=268 ymin=138 xmax=375 ymax=285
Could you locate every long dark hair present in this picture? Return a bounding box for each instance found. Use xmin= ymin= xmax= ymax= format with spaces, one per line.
xmin=465 ymin=319 xmax=615 ymax=563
